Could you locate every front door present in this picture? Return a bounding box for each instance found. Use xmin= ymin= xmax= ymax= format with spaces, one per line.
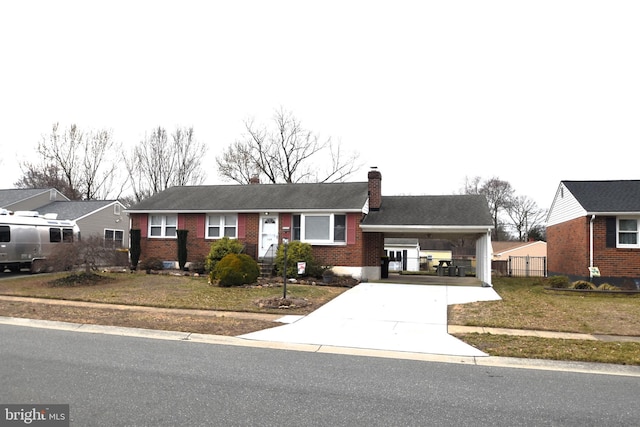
xmin=259 ymin=215 xmax=279 ymax=259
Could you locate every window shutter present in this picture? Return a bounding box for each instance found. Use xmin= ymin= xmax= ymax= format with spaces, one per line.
xmin=347 ymin=213 xmax=358 ymax=245
xmin=237 ymin=214 xmax=246 ymax=239
xmin=196 ymin=214 xmax=205 ymax=238
xmin=605 ymin=217 xmax=616 ymax=248
xmin=140 ymin=215 xmax=148 ymax=238
xmin=177 ymin=214 xmax=186 ymax=229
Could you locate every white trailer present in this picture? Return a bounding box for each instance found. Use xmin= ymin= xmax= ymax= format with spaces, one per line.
xmin=0 ymin=209 xmax=80 ymax=273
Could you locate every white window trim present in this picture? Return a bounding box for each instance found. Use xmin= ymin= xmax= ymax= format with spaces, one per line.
xmin=296 ymin=213 xmax=346 ymax=245
xmin=206 ymin=213 xmax=238 ymax=239
xmin=104 ymin=228 xmax=125 ymax=246
xmin=149 ymin=214 xmax=177 ymax=238
xmin=617 ymin=217 xmax=640 ymax=248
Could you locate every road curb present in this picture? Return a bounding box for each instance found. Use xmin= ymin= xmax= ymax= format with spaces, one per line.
xmin=2 ymin=316 xmax=639 ymax=377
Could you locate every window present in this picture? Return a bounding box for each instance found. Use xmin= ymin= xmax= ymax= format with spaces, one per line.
xmin=618 ymin=218 xmax=639 ymax=247
xmin=0 ymin=226 xmax=10 ymax=242
xmin=104 ymin=229 xmax=124 ymax=247
xmin=149 ymin=215 xmax=177 ymax=238
xmin=292 ymin=214 xmax=346 ymax=244
xmin=207 ymin=214 xmax=237 ymax=238
xmin=62 ymin=228 xmax=74 ymax=243
xmin=114 ymin=204 xmax=121 ymax=216
xmin=50 ymin=228 xmax=61 ymax=243
xmin=49 ymin=227 xmax=75 ymax=243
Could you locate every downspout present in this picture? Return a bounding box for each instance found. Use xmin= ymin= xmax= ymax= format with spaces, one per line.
xmin=589 ymin=214 xmax=595 ymax=279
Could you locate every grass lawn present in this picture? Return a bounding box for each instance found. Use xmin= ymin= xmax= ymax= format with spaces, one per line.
xmin=1 ymin=272 xmax=639 ymax=365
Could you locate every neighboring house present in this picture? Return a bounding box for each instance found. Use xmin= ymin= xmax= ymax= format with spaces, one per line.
xmin=492 ymin=241 xmax=547 ymax=261
xmin=384 ymin=238 xmax=420 ymax=272
xmin=0 ymin=188 xmax=128 ymax=249
xmin=126 ymin=169 xmax=495 ymax=284
xmin=0 ymin=188 xmax=68 ymax=212
xmin=40 ymin=200 xmax=129 ymax=248
xmin=492 ymin=240 xmax=547 ymax=277
xmin=547 ymin=180 xmax=640 ymax=288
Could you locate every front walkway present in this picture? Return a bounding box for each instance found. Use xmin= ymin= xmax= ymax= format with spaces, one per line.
xmin=240 ymin=281 xmax=501 ymax=357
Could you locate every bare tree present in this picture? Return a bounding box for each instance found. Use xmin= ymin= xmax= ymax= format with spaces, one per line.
xmin=217 ymin=108 xmax=361 ymax=184
xmin=124 ymin=126 xmax=207 ymax=202
xmin=81 ymin=129 xmax=120 ymax=200
xmin=14 ymin=163 xmax=77 ymax=199
xmin=506 ymin=195 xmax=547 ymax=241
xmin=17 ymin=123 xmax=120 ymax=200
xmin=462 ymin=176 xmax=514 ymax=240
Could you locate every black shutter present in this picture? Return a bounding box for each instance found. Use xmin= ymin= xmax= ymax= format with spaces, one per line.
xmin=605 ymin=217 xmax=616 ymax=248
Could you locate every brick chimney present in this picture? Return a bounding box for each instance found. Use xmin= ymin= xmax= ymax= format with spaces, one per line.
xmin=249 ymin=174 xmax=260 ymax=184
xmin=368 ymin=167 xmax=382 ymax=211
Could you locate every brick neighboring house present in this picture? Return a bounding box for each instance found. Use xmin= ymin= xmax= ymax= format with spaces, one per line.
xmin=126 ymin=169 xmax=495 ymax=284
xmin=547 ymin=180 xmax=640 ymax=288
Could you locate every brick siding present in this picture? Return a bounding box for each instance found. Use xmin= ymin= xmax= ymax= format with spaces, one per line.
xmin=548 ymin=215 xmax=640 ymax=285
xmin=130 ymin=212 xmax=379 ymax=269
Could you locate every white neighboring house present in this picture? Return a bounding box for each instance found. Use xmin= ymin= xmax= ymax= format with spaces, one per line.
xmin=384 ymin=238 xmax=421 ymax=272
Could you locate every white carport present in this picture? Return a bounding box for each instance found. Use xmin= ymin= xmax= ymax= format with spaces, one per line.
xmin=360 ymin=195 xmax=494 ymax=286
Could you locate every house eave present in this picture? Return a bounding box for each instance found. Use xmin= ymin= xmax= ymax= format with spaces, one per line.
xmin=360 ymin=225 xmax=493 ymax=234
xmin=126 ymin=208 xmax=365 ymax=215
xmin=585 ymin=211 xmax=640 ymax=216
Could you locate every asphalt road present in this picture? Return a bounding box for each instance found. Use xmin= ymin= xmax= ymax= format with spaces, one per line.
xmin=2 ymin=324 xmax=640 ymax=426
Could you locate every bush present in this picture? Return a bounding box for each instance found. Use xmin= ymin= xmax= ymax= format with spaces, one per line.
xmin=546 ymin=275 xmax=570 ymax=288
xmin=139 ymin=258 xmax=164 ymax=272
xmin=212 ymin=253 xmax=260 ymax=287
xmin=571 ymin=280 xmax=597 ymax=290
xmin=189 ymin=260 xmax=206 ymax=274
xmin=274 ymin=241 xmax=320 ymax=278
xmin=130 ymin=229 xmax=141 ymax=269
xmin=205 ymin=237 xmax=244 ymax=274
xmin=597 ymin=283 xmax=621 ymax=291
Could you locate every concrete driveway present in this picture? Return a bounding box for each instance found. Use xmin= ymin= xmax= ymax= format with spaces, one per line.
xmin=240 ymin=282 xmax=501 ymax=357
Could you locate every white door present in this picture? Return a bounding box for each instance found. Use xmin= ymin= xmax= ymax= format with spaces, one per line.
xmin=259 ymin=215 xmax=279 ymax=259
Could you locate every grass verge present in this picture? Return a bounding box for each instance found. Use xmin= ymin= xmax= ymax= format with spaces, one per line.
xmin=1 ymin=273 xmax=639 ymax=365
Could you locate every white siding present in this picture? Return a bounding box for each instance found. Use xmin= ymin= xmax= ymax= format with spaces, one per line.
xmin=546 ymin=183 xmax=587 ymax=227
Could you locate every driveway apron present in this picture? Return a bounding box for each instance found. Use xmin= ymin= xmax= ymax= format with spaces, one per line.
xmin=240 ymin=282 xmax=502 ymax=357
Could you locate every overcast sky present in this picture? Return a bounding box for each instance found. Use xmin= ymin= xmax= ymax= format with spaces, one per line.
xmin=1 ymin=1 xmax=639 ymax=211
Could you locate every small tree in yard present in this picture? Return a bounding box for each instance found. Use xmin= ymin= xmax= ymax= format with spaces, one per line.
xmin=177 ymin=229 xmax=188 ymax=270
xmin=45 ymin=235 xmax=127 ymax=273
xmin=204 ymin=237 xmax=244 ymax=274
xmin=130 ymin=229 xmax=141 ymax=270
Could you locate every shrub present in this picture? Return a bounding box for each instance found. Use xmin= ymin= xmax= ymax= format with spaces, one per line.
xmin=189 ymin=260 xmax=206 ymax=274
xmin=274 ymin=241 xmax=320 ymax=278
xmin=546 ymin=275 xmax=570 ymax=288
xmin=212 ymin=253 xmax=260 ymax=287
xmin=597 ymin=283 xmax=621 ymax=291
xmin=177 ymin=229 xmax=188 ymax=270
xmin=130 ymin=229 xmax=141 ymax=270
xmin=571 ymin=280 xmax=596 ymax=290
xmin=205 ymin=237 xmax=244 ymax=273
xmin=140 ymin=258 xmax=164 ymax=272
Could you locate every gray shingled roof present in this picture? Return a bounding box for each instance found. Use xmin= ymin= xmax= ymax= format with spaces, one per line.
xmin=362 ymin=195 xmax=493 ymax=227
xmin=563 ymin=180 xmax=640 ymax=212
xmin=127 ymin=182 xmax=370 ymax=212
xmin=38 ymin=200 xmax=118 ymax=220
xmin=0 ymin=189 xmax=54 ymax=207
